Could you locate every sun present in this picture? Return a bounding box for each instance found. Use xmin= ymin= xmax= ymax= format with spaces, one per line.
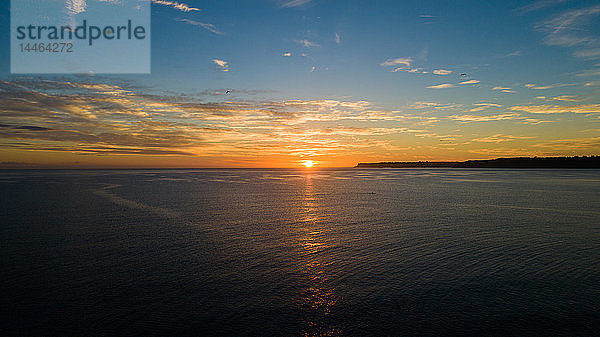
xmin=301 ymin=160 xmax=316 ymax=168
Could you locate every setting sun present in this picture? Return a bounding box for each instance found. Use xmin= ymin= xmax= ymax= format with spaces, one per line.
xmin=301 ymin=160 xmax=316 ymax=168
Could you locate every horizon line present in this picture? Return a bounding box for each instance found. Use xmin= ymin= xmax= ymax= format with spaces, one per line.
xmin=2 ymin=155 xmax=600 ymax=170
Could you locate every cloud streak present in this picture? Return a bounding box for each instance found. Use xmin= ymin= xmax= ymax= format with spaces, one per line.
xmin=469 ymin=103 xmax=501 ymax=112
xmin=281 ymin=0 xmax=311 ymax=8
xmin=380 ymin=57 xmax=413 ymax=67
xmin=492 ymin=86 xmax=516 ymax=93
xmin=515 ymin=0 xmax=568 ymax=14
xmin=298 ymin=39 xmax=319 ymax=47
xmin=449 ymin=113 xmax=522 ymax=123
xmin=177 ymin=19 xmax=223 ymax=34
xmin=433 ymin=69 xmax=452 ymax=75
xmin=511 ymin=104 xmax=600 ymax=114
xmin=427 ymin=83 xmax=454 ymax=89
xmin=152 ymin=0 xmax=200 ymax=12
xmin=471 ymin=134 xmax=535 ymax=143
xmin=212 ymin=59 xmax=229 ymax=72
xmin=536 ymin=5 xmax=600 ymax=59
xmin=66 ymin=0 xmax=87 ymax=15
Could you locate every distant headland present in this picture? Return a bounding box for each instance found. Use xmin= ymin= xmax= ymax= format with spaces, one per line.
xmin=355 ymin=156 xmax=600 ymax=168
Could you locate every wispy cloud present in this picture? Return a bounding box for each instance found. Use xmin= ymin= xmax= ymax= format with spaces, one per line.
xmin=525 ymin=83 xmax=550 ymax=89
xmin=533 ymin=136 xmax=600 ymax=151
xmin=511 ymin=104 xmax=600 ymax=114
xmin=152 ymin=0 xmax=200 ymax=12
xmin=419 ymin=14 xmax=437 ymax=24
xmin=433 ymin=69 xmax=452 ymax=75
xmin=536 ymin=95 xmax=584 ymax=102
xmin=535 ymin=5 xmax=600 ymax=59
xmin=449 ymin=113 xmax=522 ymax=123
xmin=492 ymin=86 xmax=515 ymax=93
xmin=381 ymin=58 xmax=456 ymax=76
xmin=282 ymin=52 xmax=291 ymax=57
xmin=504 ymin=50 xmax=522 ymax=57
xmin=381 ymin=58 xmax=431 ymax=74
xmin=515 ymin=0 xmax=568 ymax=15
xmin=177 ymin=19 xmax=223 ymax=34
xmin=473 ymin=103 xmax=502 ymax=107
xmin=407 ymin=101 xmax=458 ymax=110
xmin=393 ymin=67 xmax=428 ymax=74
xmin=460 ymin=79 xmax=480 ymax=85
xmin=298 ymin=39 xmax=319 ymax=47
xmin=212 ymin=59 xmax=229 ymax=72
xmin=471 ymin=134 xmax=535 ymax=143
xmin=335 ymin=32 xmax=341 ymax=44
xmin=427 ymin=83 xmax=455 ymax=89
xmin=469 ymin=103 xmax=502 ymax=112
xmin=574 ymin=48 xmax=600 ymax=59
xmin=281 ymin=0 xmax=311 ymax=8
xmin=66 ymin=0 xmax=87 ymax=15
xmin=524 ymin=83 xmax=573 ymax=90
xmin=520 ymin=118 xmax=553 ymax=125
xmin=380 ymin=57 xmax=413 ymax=67
xmin=538 ymin=5 xmax=600 ymax=35
xmin=576 ymin=69 xmax=600 ymax=77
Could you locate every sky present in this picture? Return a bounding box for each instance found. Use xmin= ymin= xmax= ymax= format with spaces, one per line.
xmin=1 ymin=0 xmax=600 ymax=168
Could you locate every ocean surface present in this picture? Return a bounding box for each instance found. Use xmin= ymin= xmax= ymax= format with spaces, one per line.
xmin=1 ymin=168 xmax=600 ymax=336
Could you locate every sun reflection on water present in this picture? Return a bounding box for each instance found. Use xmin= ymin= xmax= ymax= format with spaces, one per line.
xmin=298 ymin=173 xmax=340 ymax=336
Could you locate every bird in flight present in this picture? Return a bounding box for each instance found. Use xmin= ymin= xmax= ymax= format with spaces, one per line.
xmin=225 ymin=90 xmax=231 ymax=94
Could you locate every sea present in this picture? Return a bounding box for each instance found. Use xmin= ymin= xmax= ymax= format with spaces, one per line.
xmin=1 ymin=168 xmax=599 ymax=336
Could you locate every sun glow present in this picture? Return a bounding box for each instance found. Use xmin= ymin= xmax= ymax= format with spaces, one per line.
xmin=301 ymin=160 xmax=316 ymax=168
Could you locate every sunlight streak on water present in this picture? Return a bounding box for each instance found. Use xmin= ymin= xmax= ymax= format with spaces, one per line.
xmin=1 ymin=168 xmax=600 ymax=335
xmin=297 ymin=172 xmax=340 ymax=336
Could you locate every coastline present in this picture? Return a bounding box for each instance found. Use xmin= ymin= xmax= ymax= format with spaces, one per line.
xmin=355 ymin=156 xmax=600 ymax=169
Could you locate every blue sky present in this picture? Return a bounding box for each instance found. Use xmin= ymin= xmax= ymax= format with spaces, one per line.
xmin=146 ymin=0 xmax=597 ymax=104
xmin=1 ymin=0 xmax=599 ymax=167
